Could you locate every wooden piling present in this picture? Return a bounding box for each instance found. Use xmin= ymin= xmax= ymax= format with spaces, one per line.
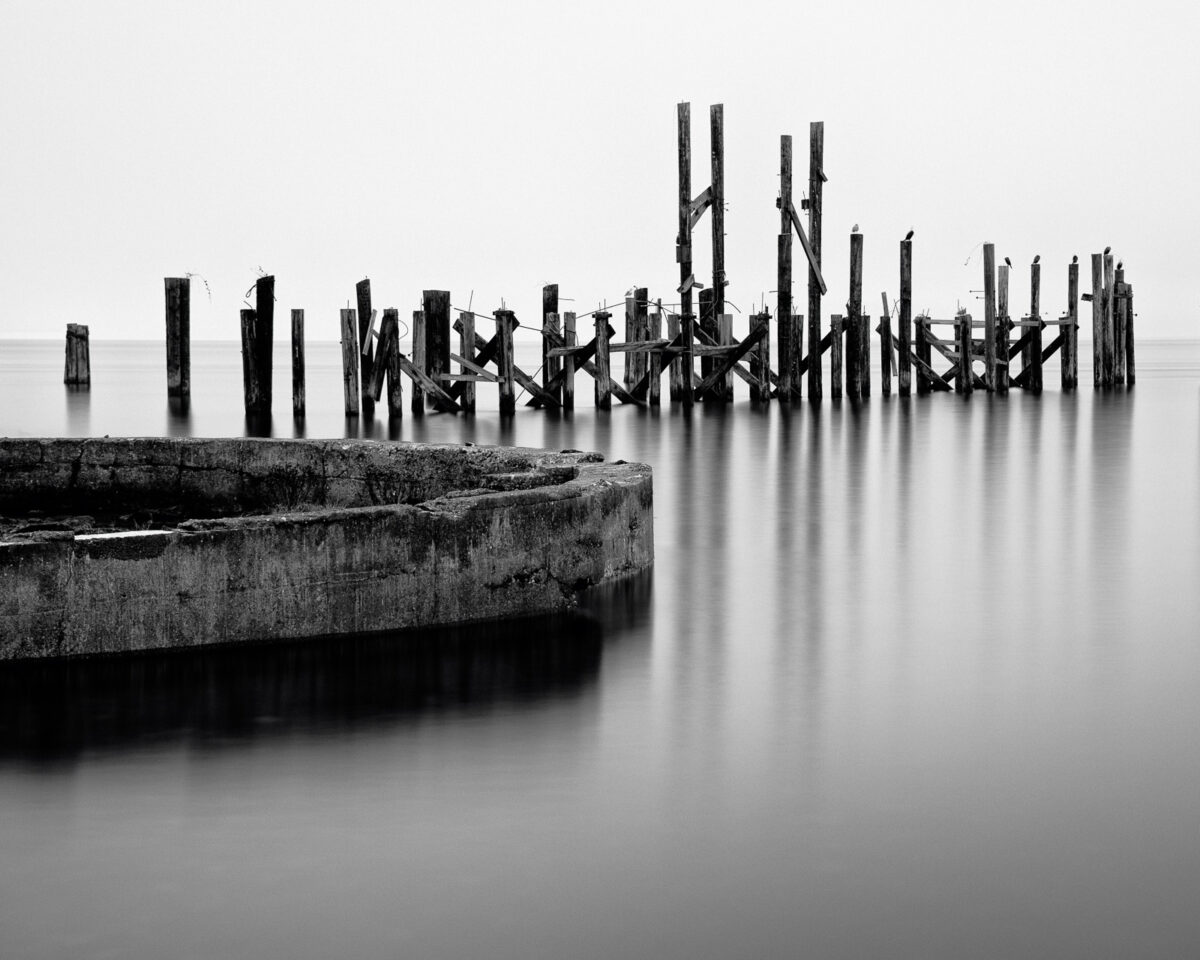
xmin=254 ymin=276 xmax=274 ymax=410
xmin=1028 ymin=260 xmax=1043 ymax=393
xmin=1113 ymin=264 xmax=1126 ymax=384
xmin=624 ymin=294 xmax=636 ymax=390
xmin=543 ymin=284 xmax=559 ymax=402
xmin=563 ymin=311 xmax=577 ymax=410
xmin=956 ymin=314 xmax=973 ymax=395
xmin=750 ymin=311 xmax=769 ymax=402
xmin=778 ymin=135 xmax=794 ymax=401
xmin=711 ymin=104 xmax=726 ymax=323
xmin=648 ymin=301 xmax=663 ymax=407
xmin=1091 ymin=254 xmax=1104 ymax=388
xmin=164 ymin=277 xmax=190 ymax=399
xmin=847 ymin=231 xmax=863 ymax=401
xmin=356 ymin=279 xmax=375 ymax=415
xmin=915 ymin=315 xmax=930 ymax=395
xmin=699 ymin=287 xmax=715 ymax=385
xmin=667 ymin=313 xmax=683 ymax=401
xmin=1063 ymin=260 xmax=1079 ymax=391
xmin=382 ymin=308 xmax=403 ymax=418
xmin=459 ymin=310 xmax=476 ymax=413
xmin=682 ymin=310 xmax=695 ymax=406
xmin=1102 ymin=254 xmax=1115 ymax=387
xmin=63 ymin=324 xmax=90 ymax=386
xmin=807 ymin=121 xmax=825 ymax=400
xmin=240 ymin=309 xmax=267 ymax=415
xmin=339 ymin=308 xmax=358 ymax=416
xmin=496 ymin=308 xmax=516 ymax=415
xmin=677 ymin=102 xmax=695 ymax=408
xmin=983 ymin=245 xmax=997 ymax=392
xmin=634 ymin=287 xmax=649 ymax=388
xmin=996 ymin=258 xmax=1009 ymax=394
xmin=719 ymin=313 xmax=734 ymax=401
xmin=899 ymin=238 xmax=912 ymax=396
xmin=594 ymin=310 xmax=612 ymax=410
xmin=1124 ymin=282 xmax=1136 ymax=387
xmin=411 ymin=309 xmax=426 ymax=416
xmin=543 ymin=310 xmax=561 ymax=399
xmin=291 ymin=308 xmax=305 ymax=417
xmin=424 ymin=290 xmax=451 ymax=406
xmin=830 ymin=314 xmax=843 ymax=400
xmin=879 ymin=294 xmax=892 ymax=398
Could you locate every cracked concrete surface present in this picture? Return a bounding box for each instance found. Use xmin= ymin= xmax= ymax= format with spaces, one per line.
xmin=0 ymin=438 xmax=653 ymax=659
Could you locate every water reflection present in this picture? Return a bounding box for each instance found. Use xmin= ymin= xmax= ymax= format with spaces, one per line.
xmin=0 ymin=613 xmax=604 ymax=761
xmin=64 ymin=384 xmax=91 ymax=436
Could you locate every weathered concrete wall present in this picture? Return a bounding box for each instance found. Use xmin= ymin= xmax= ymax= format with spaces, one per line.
xmin=0 ymin=439 xmax=653 ymax=659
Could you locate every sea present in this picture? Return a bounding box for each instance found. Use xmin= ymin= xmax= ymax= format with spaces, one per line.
xmin=1 ymin=337 xmax=1198 ymax=959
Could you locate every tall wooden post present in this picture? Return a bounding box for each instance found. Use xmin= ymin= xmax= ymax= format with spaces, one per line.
xmin=1125 ymin=282 xmax=1136 ymax=387
xmin=996 ymin=257 xmax=1009 ymax=394
xmin=339 ymin=308 xmax=358 ymax=416
xmin=807 ymin=121 xmax=825 ymax=400
xmin=381 ymin=308 xmax=403 ymax=418
xmin=667 ymin=313 xmax=682 ymax=401
xmin=459 ymin=310 xmax=476 ymax=413
xmin=648 ymin=301 xmax=662 ymax=407
xmin=594 ymin=309 xmax=612 ymax=410
xmin=563 ymin=311 xmax=577 ymax=411
xmin=879 ymin=293 xmax=893 ymax=398
xmin=624 ymin=293 xmax=636 ymax=390
xmin=915 ymin=316 xmax=930 ymax=395
xmin=711 ymin=104 xmax=725 ymax=323
xmin=411 ymin=309 xmax=426 ymax=416
xmin=777 ymin=135 xmax=793 ymax=401
xmin=424 ymin=290 xmax=451 ymax=406
xmin=899 ymin=238 xmax=912 ymax=395
xmin=254 ymin=275 xmax=274 ymax=410
xmin=1091 ymin=254 xmax=1104 ymax=388
xmin=983 ymin=245 xmax=997 ymax=392
xmin=542 ymin=284 xmax=559 ymax=402
xmin=291 ymin=308 xmax=305 ymax=417
xmin=543 ymin=311 xmax=561 ymax=401
xmin=356 ymin=279 xmax=374 ymax=415
xmin=1102 ymin=254 xmax=1116 ymax=387
xmin=1113 ymin=263 xmax=1126 ymax=384
xmin=830 ymin=315 xmax=844 ymax=399
xmin=64 ymin=324 xmax=90 ymax=386
xmin=750 ymin=311 xmax=771 ymax=402
xmin=677 ymin=102 xmax=695 ymax=408
xmin=956 ymin=315 xmax=973 ymax=395
xmin=496 ymin=308 xmax=516 ymax=415
xmin=847 ymin=230 xmax=863 ymax=401
xmin=164 ymin=277 xmax=190 ymax=399
xmin=1063 ymin=260 xmax=1079 ymax=391
xmin=1028 ymin=260 xmax=1043 ymax=393
xmin=634 ymin=287 xmax=649 ymax=387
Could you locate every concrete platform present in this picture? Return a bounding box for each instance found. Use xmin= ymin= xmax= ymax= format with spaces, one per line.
xmin=0 ymin=438 xmax=653 ymax=659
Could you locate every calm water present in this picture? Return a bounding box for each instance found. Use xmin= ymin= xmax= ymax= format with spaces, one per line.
xmin=2 ymin=338 xmax=1199 ymax=958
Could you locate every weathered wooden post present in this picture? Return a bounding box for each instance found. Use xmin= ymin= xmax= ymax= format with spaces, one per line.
xmin=648 ymin=300 xmax=662 ymax=407
xmin=750 ymin=310 xmax=770 ymax=402
xmin=64 ymin=324 xmax=91 ymax=386
xmin=563 ymin=311 xmax=577 ymax=410
xmin=240 ymin=309 xmax=267 ymax=415
xmin=594 ymin=309 xmax=612 ymax=410
xmin=356 ymin=279 xmax=375 ymax=415
xmin=291 ymin=308 xmax=305 ymax=417
xmin=698 ymin=288 xmax=715 ymax=386
xmin=719 ymin=313 xmax=734 ymax=401
xmin=1091 ymin=254 xmax=1104 ymax=388
xmin=807 ymin=121 xmax=825 ymax=400
xmin=710 ymin=103 xmax=726 ymax=335
xmin=677 ymin=102 xmax=695 ymax=409
xmin=1028 ymin=259 xmax=1043 ymax=393
xmin=624 ymin=293 xmax=636 ymax=390
xmin=667 ymin=313 xmax=683 ymax=401
xmin=879 ymin=293 xmax=893 ymax=398
xmin=339 ymin=308 xmax=358 ymax=416
xmin=543 ymin=311 xmax=561 ymax=402
xmin=956 ymin=314 xmax=973 ymax=395
xmin=1114 ymin=263 xmax=1126 ymax=384
xmin=459 ymin=310 xmax=476 ymax=413
xmin=543 ymin=284 xmax=559 ymax=403
xmin=996 ymin=255 xmax=1009 ymax=394
xmin=253 ymin=275 xmax=274 ymax=410
xmin=682 ymin=309 xmax=695 ymax=406
xmin=496 ymin=308 xmax=516 ymax=415
xmin=1124 ymin=280 xmax=1136 ymax=387
xmin=381 ymin=307 xmax=403 ymax=418
xmin=164 ymin=277 xmax=190 ymax=399
xmin=899 ymin=237 xmax=912 ymax=396
xmin=634 ymin=287 xmax=649 ymax=388
xmin=847 ymin=230 xmax=864 ymax=401
xmin=830 ymin=314 xmax=844 ymax=400
xmin=411 ymin=309 xmax=426 ymax=416
xmin=424 ymin=290 xmax=451 ymax=406
xmin=1063 ymin=258 xmax=1079 ymax=390
xmin=983 ymin=245 xmax=997 ymax=392
xmin=1102 ymin=253 xmax=1115 ymax=387
xmin=777 ymin=135 xmax=794 ymax=401
xmin=915 ymin=315 xmax=930 ymax=395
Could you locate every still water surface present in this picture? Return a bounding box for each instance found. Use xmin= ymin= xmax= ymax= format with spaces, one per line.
xmin=1 ymin=339 xmax=1198 ymax=958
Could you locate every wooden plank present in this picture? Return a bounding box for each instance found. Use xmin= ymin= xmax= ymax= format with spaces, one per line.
xmin=883 ymin=330 xmax=952 ymax=392
xmin=394 ymin=353 xmax=459 ymax=412
xmin=787 ymin=202 xmax=828 ymax=295
xmin=694 ymin=323 xmax=767 ymax=399
xmin=291 ymin=308 xmax=305 ymax=417
xmin=750 ymin=311 xmax=769 ymax=402
xmin=915 ymin=317 xmax=930 ymax=395
xmin=164 ymin=277 xmax=190 ymax=399
xmin=338 ymin=308 xmax=358 ymax=416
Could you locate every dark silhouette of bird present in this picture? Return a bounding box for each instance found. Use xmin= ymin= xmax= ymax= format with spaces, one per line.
xmin=905 ymin=229 xmax=914 ymax=241
xmin=852 ymin=223 xmax=859 ymax=233
xmin=1117 ymin=260 xmax=1124 ymax=270
xmin=1033 ymin=254 xmax=1040 ymax=264
xmin=1004 ymin=256 xmax=1012 ymax=268
xmin=1072 ymin=255 xmax=1078 ymax=264
xmin=1104 ymin=245 xmax=1112 ymax=255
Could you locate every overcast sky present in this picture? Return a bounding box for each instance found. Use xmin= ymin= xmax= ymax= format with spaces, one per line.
xmin=3 ymin=0 xmax=1197 ymax=341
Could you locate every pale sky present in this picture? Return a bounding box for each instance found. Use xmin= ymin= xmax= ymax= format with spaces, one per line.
xmin=3 ymin=0 xmax=1197 ymax=341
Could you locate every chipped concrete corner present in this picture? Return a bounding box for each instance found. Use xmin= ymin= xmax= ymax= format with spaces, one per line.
xmin=0 ymin=438 xmax=654 ymax=659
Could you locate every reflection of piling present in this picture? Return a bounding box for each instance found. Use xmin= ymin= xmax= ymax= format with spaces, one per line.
xmin=64 ymin=324 xmax=90 ymax=386
xmin=164 ymin=277 xmax=190 ymax=399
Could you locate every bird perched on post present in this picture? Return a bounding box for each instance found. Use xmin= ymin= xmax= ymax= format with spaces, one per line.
xmin=851 ymin=223 xmax=859 ymax=233
xmin=1117 ymin=260 xmax=1124 ymax=270
xmin=1104 ymin=246 xmax=1112 ymax=255
xmin=1033 ymin=254 xmax=1040 ymax=264
xmin=905 ymin=229 xmax=914 ymax=241
xmin=1004 ymin=256 xmax=1013 ymax=268
xmin=1072 ymin=255 xmax=1078 ymax=264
